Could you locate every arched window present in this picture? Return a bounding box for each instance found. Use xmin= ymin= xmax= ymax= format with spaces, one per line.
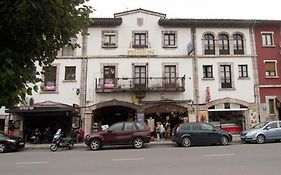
xmin=204 ymin=34 xmax=215 ymax=55
xmin=218 ymin=34 xmax=229 ymax=55
xmin=233 ymin=34 xmax=244 ymax=55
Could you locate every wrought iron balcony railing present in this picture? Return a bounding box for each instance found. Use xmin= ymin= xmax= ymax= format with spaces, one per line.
xmin=95 ymin=76 xmax=185 ymax=93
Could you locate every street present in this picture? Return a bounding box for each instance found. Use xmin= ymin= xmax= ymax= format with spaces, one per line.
xmin=1 ymin=142 xmax=281 ymax=175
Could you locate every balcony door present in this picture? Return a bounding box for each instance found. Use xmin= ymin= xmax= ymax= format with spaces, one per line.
xmin=134 ymin=66 xmax=146 ymax=89
xmin=164 ymin=65 xmax=176 ymax=88
xmin=103 ymin=66 xmax=115 ymax=89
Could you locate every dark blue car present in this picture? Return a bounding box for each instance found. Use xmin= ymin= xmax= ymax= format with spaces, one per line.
xmin=172 ymin=122 xmax=232 ymax=147
xmin=0 ymin=131 xmax=25 ymax=153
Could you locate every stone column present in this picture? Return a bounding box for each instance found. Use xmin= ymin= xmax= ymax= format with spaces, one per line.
xmin=84 ymin=110 xmax=93 ymax=135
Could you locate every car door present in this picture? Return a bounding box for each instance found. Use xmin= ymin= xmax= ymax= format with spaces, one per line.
xmin=200 ymin=123 xmax=220 ymax=144
xmin=118 ymin=122 xmax=135 ymax=144
xmin=103 ymin=122 xmax=124 ymax=145
xmin=263 ymin=122 xmax=279 ymax=140
xmin=189 ymin=123 xmax=203 ymax=145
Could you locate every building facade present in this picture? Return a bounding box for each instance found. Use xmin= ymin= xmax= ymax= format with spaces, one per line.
xmin=254 ymin=21 xmax=281 ymax=121
xmin=2 ymin=9 xmax=280 ymax=139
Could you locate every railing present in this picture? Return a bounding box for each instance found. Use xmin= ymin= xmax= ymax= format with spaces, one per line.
xmin=95 ymin=76 xmax=185 ymax=93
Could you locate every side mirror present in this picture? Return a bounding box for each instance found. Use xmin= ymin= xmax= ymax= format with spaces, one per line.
xmin=265 ymin=126 xmax=271 ymax=130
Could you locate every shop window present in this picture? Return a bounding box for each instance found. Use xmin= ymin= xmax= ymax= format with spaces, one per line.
xmin=204 ymin=34 xmax=215 ymax=55
xmin=203 ymin=65 xmax=213 ymax=78
xmin=65 ymin=66 xmax=76 ymax=81
xmin=43 ymin=66 xmax=57 ymax=92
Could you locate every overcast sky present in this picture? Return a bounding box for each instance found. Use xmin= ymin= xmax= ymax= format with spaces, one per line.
xmin=86 ymin=0 xmax=281 ymax=20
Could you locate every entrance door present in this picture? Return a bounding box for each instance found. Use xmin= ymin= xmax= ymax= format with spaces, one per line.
xmin=164 ymin=65 xmax=176 ymax=88
xmin=134 ymin=66 xmax=146 ymax=89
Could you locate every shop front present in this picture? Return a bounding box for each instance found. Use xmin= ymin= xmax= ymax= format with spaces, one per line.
xmin=5 ymin=101 xmax=80 ymax=141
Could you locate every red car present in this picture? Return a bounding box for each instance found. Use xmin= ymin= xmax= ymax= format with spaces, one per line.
xmin=85 ymin=121 xmax=151 ymax=150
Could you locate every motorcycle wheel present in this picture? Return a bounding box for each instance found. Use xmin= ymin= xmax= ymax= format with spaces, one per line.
xmin=50 ymin=144 xmax=58 ymax=152
xmin=68 ymin=143 xmax=74 ymax=150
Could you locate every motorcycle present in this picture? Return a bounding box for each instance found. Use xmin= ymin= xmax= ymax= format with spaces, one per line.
xmin=50 ymin=129 xmax=74 ymax=151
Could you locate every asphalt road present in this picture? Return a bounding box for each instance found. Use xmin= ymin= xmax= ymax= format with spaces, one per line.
xmin=1 ymin=142 xmax=281 ymax=175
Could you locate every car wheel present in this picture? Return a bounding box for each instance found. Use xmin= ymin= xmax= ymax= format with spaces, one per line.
xmin=133 ymin=137 xmax=144 ymax=149
xmin=0 ymin=143 xmax=6 ymax=153
xmin=181 ymin=137 xmax=191 ymax=147
xmin=90 ymin=139 xmax=101 ymax=151
xmin=256 ymin=134 xmax=265 ymax=144
xmin=220 ymin=136 xmax=229 ymax=146
xmin=50 ymin=144 xmax=58 ymax=152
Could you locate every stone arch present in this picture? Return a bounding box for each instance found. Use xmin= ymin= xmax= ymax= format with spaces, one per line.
xmin=206 ymin=97 xmax=250 ymax=109
xmin=86 ymin=99 xmax=139 ymax=112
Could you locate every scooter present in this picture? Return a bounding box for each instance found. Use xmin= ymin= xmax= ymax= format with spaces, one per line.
xmin=50 ymin=129 xmax=74 ymax=151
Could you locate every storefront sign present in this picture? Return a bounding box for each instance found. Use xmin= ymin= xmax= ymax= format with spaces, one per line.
xmin=128 ymin=49 xmax=154 ymax=56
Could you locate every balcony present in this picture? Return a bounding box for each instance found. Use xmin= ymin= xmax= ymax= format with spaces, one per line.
xmin=95 ymin=76 xmax=185 ymax=93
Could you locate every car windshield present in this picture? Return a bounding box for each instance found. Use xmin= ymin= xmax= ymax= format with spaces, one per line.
xmin=252 ymin=122 xmax=268 ymax=129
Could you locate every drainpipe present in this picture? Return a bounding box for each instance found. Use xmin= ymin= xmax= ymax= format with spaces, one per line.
xmin=191 ymin=27 xmax=199 ymax=121
xmin=80 ymin=28 xmax=88 ymax=130
xmin=250 ymin=20 xmax=261 ymax=123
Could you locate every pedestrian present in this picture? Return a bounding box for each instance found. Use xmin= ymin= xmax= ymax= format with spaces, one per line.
xmin=44 ymin=127 xmax=53 ymax=143
xmin=156 ymin=123 xmax=160 ymax=141
xmin=159 ymin=123 xmax=165 ymax=141
xmin=76 ymin=128 xmax=84 ymax=143
xmin=8 ymin=121 xmax=15 ymax=136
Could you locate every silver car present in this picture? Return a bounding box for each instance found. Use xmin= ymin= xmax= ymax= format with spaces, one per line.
xmin=240 ymin=121 xmax=281 ymax=144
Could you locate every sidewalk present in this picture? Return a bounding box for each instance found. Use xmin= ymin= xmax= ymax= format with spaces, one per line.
xmin=25 ymin=134 xmax=241 ymax=149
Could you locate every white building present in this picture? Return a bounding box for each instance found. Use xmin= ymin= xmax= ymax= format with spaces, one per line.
xmin=2 ymin=9 xmax=259 ymax=138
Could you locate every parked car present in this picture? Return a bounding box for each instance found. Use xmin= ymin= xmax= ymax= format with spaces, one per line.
xmin=0 ymin=131 xmax=25 ymax=153
xmin=85 ymin=121 xmax=151 ymax=150
xmin=171 ymin=122 xmax=232 ymax=147
xmin=240 ymin=121 xmax=281 ymax=144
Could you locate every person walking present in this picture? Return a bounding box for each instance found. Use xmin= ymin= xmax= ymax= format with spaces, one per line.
xmin=159 ymin=123 xmax=165 ymax=141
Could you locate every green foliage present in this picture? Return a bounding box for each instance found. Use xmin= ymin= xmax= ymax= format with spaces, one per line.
xmin=0 ymin=0 xmax=92 ymax=107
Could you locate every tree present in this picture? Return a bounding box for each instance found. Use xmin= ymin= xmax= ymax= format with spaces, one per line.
xmin=0 ymin=0 xmax=92 ymax=107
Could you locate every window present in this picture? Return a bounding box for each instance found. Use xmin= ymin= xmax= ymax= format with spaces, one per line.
xmin=201 ymin=123 xmax=213 ymax=131
xmin=204 ymin=34 xmax=215 ymax=55
xmin=233 ymin=34 xmax=244 ymax=54
xmin=43 ymin=66 xmax=57 ymax=92
xmin=124 ymin=122 xmax=134 ymax=131
xmin=220 ymin=65 xmax=232 ymax=88
xmin=224 ymin=103 xmax=230 ymax=109
xmin=262 ymin=33 xmax=274 ymax=46
xmin=269 ymin=99 xmax=275 ymax=114
xmin=65 ymin=66 xmax=76 ymax=81
xmin=103 ymin=66 xmax=115 ymax=89
xmin=162 ymin=32 xmax=176 ymax=47
xmin=265 ymin=61 xmax=277 ymax=77
xmin=219 ymin=34 xmax=230 ymax=54
xmin=267 ymin=121 xmax=277 ymax=128
xmin=164 ymin=65 xmax=176 ymax=87
xmin=181 ymin=124 xmax=191 ymax=131
xmin=62 ymin=45 xmax=74 ymax=56
xmin=238 ymin=65 xmax=248 ymax=78
xmin=136 ymin=122 xmax=146 ymax=130
xmin=134 ymin=66 xmax=146 ymax=89
xmin=102 ymin=31 xmax=117 ymax=48
xmin=109 ymin=122 xmax=124 ymax=132
xmin=191 ymin=123 xmax=201 ymax=130
xmin=133 ymin=31 xmax=148 ymax=48
xmin=203 ymin=65 xmax=213 ymax=78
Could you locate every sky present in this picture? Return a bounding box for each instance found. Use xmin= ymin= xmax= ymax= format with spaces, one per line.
xmin=86 ymin=0 xmax=281 ymax=20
